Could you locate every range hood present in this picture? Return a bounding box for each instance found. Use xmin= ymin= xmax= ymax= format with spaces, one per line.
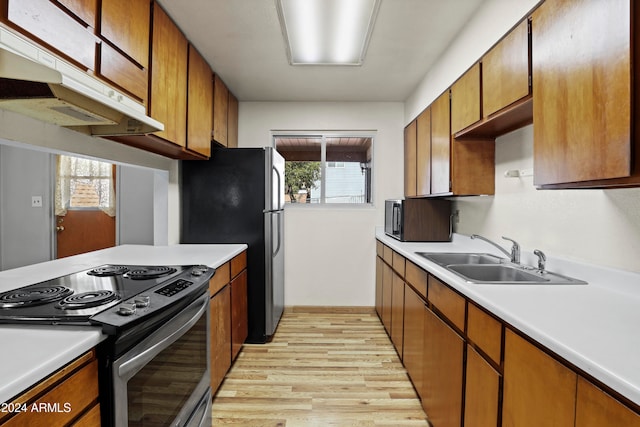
xmin=0 ymin=26 xmax=163 ymax=136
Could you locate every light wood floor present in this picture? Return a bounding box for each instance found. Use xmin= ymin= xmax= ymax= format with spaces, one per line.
xmin=211 ymin=307 xmax=430 ymax=426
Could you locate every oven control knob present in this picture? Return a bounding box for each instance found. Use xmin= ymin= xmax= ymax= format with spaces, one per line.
xmin=117 ymin=303 xmax=137 ymax=316
xmin=134 ymin=295 xmax=150 ymax=308
xmin=191 ymin=266 xmax=208 ymax=276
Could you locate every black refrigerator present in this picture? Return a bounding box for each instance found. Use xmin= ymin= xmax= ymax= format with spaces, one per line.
xmin=180 ymin=147 xmax=285 ymax=343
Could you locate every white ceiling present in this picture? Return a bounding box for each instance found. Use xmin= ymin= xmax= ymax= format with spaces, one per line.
xmin=157 ymin=0 xmax=487 ymax=102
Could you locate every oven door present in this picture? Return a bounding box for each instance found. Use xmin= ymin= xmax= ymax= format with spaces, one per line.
xmin=112 ymin=292 xmax=210 ymax=427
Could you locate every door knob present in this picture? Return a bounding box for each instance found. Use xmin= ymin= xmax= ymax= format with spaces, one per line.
xmin=56 ymin=226 xmax=65 ymax=232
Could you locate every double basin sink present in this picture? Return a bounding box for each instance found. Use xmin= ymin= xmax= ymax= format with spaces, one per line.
xmin=417 ymin=252 xmax=587 ymax=285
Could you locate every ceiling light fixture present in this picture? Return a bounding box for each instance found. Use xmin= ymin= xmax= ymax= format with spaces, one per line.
xmin=276 ymin=0 xmax=381 ymax=66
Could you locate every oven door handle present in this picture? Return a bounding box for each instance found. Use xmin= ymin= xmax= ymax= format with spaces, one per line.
xmin=117 ymin=293 xmax=209 ymax=379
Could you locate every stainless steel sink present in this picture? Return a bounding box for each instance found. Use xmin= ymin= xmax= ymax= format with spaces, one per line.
xmin=416 ymin=252 xmax=505 ymax=266
xmin=416 ymin=252 xmax=587 ymax=285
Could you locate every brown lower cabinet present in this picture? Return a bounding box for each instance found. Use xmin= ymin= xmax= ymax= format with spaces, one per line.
xmin=374 ymin=240 xmax=640 ymax=427
xmin=209 ymin=251 xmax=248 ymax=393
xmin=0 ymin=350 xmax=100 ymax=426
xmin=422 ymin=307 xmax=464 ymax=427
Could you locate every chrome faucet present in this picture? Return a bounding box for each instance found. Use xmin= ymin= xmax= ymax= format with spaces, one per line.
xmin=533 ymin=249 xmax=546 ymax=272
xmin=471 ymin=234 xmax=521 ymax=264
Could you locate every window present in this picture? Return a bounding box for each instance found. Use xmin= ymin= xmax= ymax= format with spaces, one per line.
xmin=55 ymin=155 xmax=116 ymax=216
xmin=274 ymin=134 xmax=372 ymax=204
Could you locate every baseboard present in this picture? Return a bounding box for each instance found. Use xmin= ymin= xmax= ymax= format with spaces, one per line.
xmin=285 ymin=306 xmax=376 ymax=314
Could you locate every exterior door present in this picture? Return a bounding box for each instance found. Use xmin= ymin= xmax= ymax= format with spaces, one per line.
xmin=55 ymin=155 xmax=116 ymax=259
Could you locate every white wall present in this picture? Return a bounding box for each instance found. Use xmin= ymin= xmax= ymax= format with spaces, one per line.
xmin=455 ymin=126 xmax=640 ymax=273
xmin=0 ymin=145 xmax=53 ymax=269
xmin=0 ymin=109 xmax=180 ymax=245
xmin=239 ymin=102 xmax=404 ymax=306
xmin=408 ymin=0 xmax=640 ymax=273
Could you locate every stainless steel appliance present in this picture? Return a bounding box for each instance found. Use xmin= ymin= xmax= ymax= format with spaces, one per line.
xmin=0 ymin=264 xmax=215 ymax=427
xmin=181 ymin=147 xmax=285 ymax=343
xmin=385 ymin=198 xmax=452 ymax=242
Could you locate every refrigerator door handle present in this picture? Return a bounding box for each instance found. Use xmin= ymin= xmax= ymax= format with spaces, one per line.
xmin=273 ymin=211 xmax=282 ymax=257
xmin=273 ymin=165 xmax=283 ymax=210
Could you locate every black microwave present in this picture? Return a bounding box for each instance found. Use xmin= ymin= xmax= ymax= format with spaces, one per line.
xmin=385 ymin=198 xmax=452 ymax=242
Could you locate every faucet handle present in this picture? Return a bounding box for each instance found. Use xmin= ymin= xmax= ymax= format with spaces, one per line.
xmin=501 ymin=236 xmax=521 ymax=264
xmin=533 ymin=249 xmax=546 ymax=271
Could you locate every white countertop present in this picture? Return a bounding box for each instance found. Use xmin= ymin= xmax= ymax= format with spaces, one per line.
xmin=376 ymin=229 xmax=640 ymax=407
xmin=0 ymin=244 xmax=246 ymax=404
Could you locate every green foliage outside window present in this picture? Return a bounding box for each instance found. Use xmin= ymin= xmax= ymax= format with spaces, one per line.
xmin=284 ymin=161 xmax=321 ymax=203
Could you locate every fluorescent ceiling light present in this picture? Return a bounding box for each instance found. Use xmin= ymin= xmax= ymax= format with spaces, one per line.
xmin=276 ymin=0 xmax=381 ymax=66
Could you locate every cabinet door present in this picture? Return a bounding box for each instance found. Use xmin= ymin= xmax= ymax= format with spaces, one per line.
xmin=150 ymin=4 xmax=188 ymax=147
xmin=403 ymin=284 xmax=425 ymax=396
xmin=464 ymin=345 xmax=500 ymax=427
xmin=430 ymin=91 xmax=451 ymax=195
xmin=210 ymin=285 xmax=232 ymax=393
xmin=381 ymin=262 xmax=393 ymax=334
xmin=422 ymin=307 xmax=464 ymax=427
xmin=375 ymin=256 xmax=383 ymax=318
xmin=502 ymin=329 xmax=577 ymax=427
xmin=187 ymin=44 xmax=213 ymax=157
xmin=416 ymin=107 xmax=431 ymax=196
xmin=390 ymin=272 xmax=405 ymax=358
xmin=227 ymin=91 xmax=239 ymax=148
xmin=404 ymin=120 xmax=417 ymax=197
xmin=230 ymin=269 xmax=248 ymax=361
xmin=100 ymin=0 xmax=150 ymax=67
xmin=58 ymin=0 xmax=97 ymax=27
xmin=532 ymin=0 xmax=631 ymax=186
xmin=7 ymin=0 xmax=96 ymax=70
xmin=575 ymin=377 xmax=640 ymax=427
xmin=451 ymin=63 xmax=481 ymax=134
xmin=482 ymin=19 xmax=530 ymax=117
xmin=213 ymin=74 xmax=229 ymax=146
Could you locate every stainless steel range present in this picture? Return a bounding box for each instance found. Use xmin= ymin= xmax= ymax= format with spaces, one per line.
xmin=0 ymin=264 xmax=215 ymax=427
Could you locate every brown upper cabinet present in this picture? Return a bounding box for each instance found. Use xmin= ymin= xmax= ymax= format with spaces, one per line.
xmin=416 ymin=107 xmax=432 ymax=196
xmin=213 ymin=74 xmax=230 ymax=147
xmin=98 ymin=0 xmax=150 ymax=102
xmin=4 ymin=0 xmax=97 ymax=71
xmin=452 ymin=19 xmax=532 ymax=140
xmin=532 ymin=0 xmax=639 ymax=188
xmin=404 ymin=119 xmax=418 ymax=197
xmin=451 ymin=62 xmax=481 ymax=135
xmin=432 ymin=90 xmax=495 ymax=196
xmin=57 ymin=0 xmax=97 ymax=27
xmin=482 ymin=19 xmax=531 ymax=119
xmin=430 ymin=91 xmax=453 ymax=195
xmin=149 ymin=4 xmax=188 ymax=148
xmin=187 ymin=44 xmax=214 ymax=157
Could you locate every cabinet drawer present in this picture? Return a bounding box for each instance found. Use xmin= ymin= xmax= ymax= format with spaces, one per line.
xmin=6 ymin=0 xmax=97 ymax=71
xmin=99 ymin=42 xmax=148 ymax=102
xmin=382 ymin=244 xmax=393 ymax=265
xmin=405 ymin=260 xmax=427 ymax=300
xmin=376 ymin=240 xmax=383 ymax=257
xmin=231 ymin=251 xmax=247 ymax=279
xmin=428 ymin=275 xmax=465 ymax=332
xmin=392 ymin=251 xmax=405 ymax=277
xmin=467 ymin=302 xmax=503 ymax=365
xmin=71 ymin=403 xmax=101 ymax=426
xmin=210 ymin=261 xmax=230 ymax=296
xmin=2 ymin=357 xmax=99 ymax=427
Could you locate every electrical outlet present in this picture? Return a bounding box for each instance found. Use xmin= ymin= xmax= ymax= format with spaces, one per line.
xmin=31 ymin=196 xmax=43 ymax=208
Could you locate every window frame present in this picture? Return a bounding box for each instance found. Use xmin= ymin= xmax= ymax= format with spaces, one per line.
xmin=272 ymin=131 xmax=375 ymax=206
